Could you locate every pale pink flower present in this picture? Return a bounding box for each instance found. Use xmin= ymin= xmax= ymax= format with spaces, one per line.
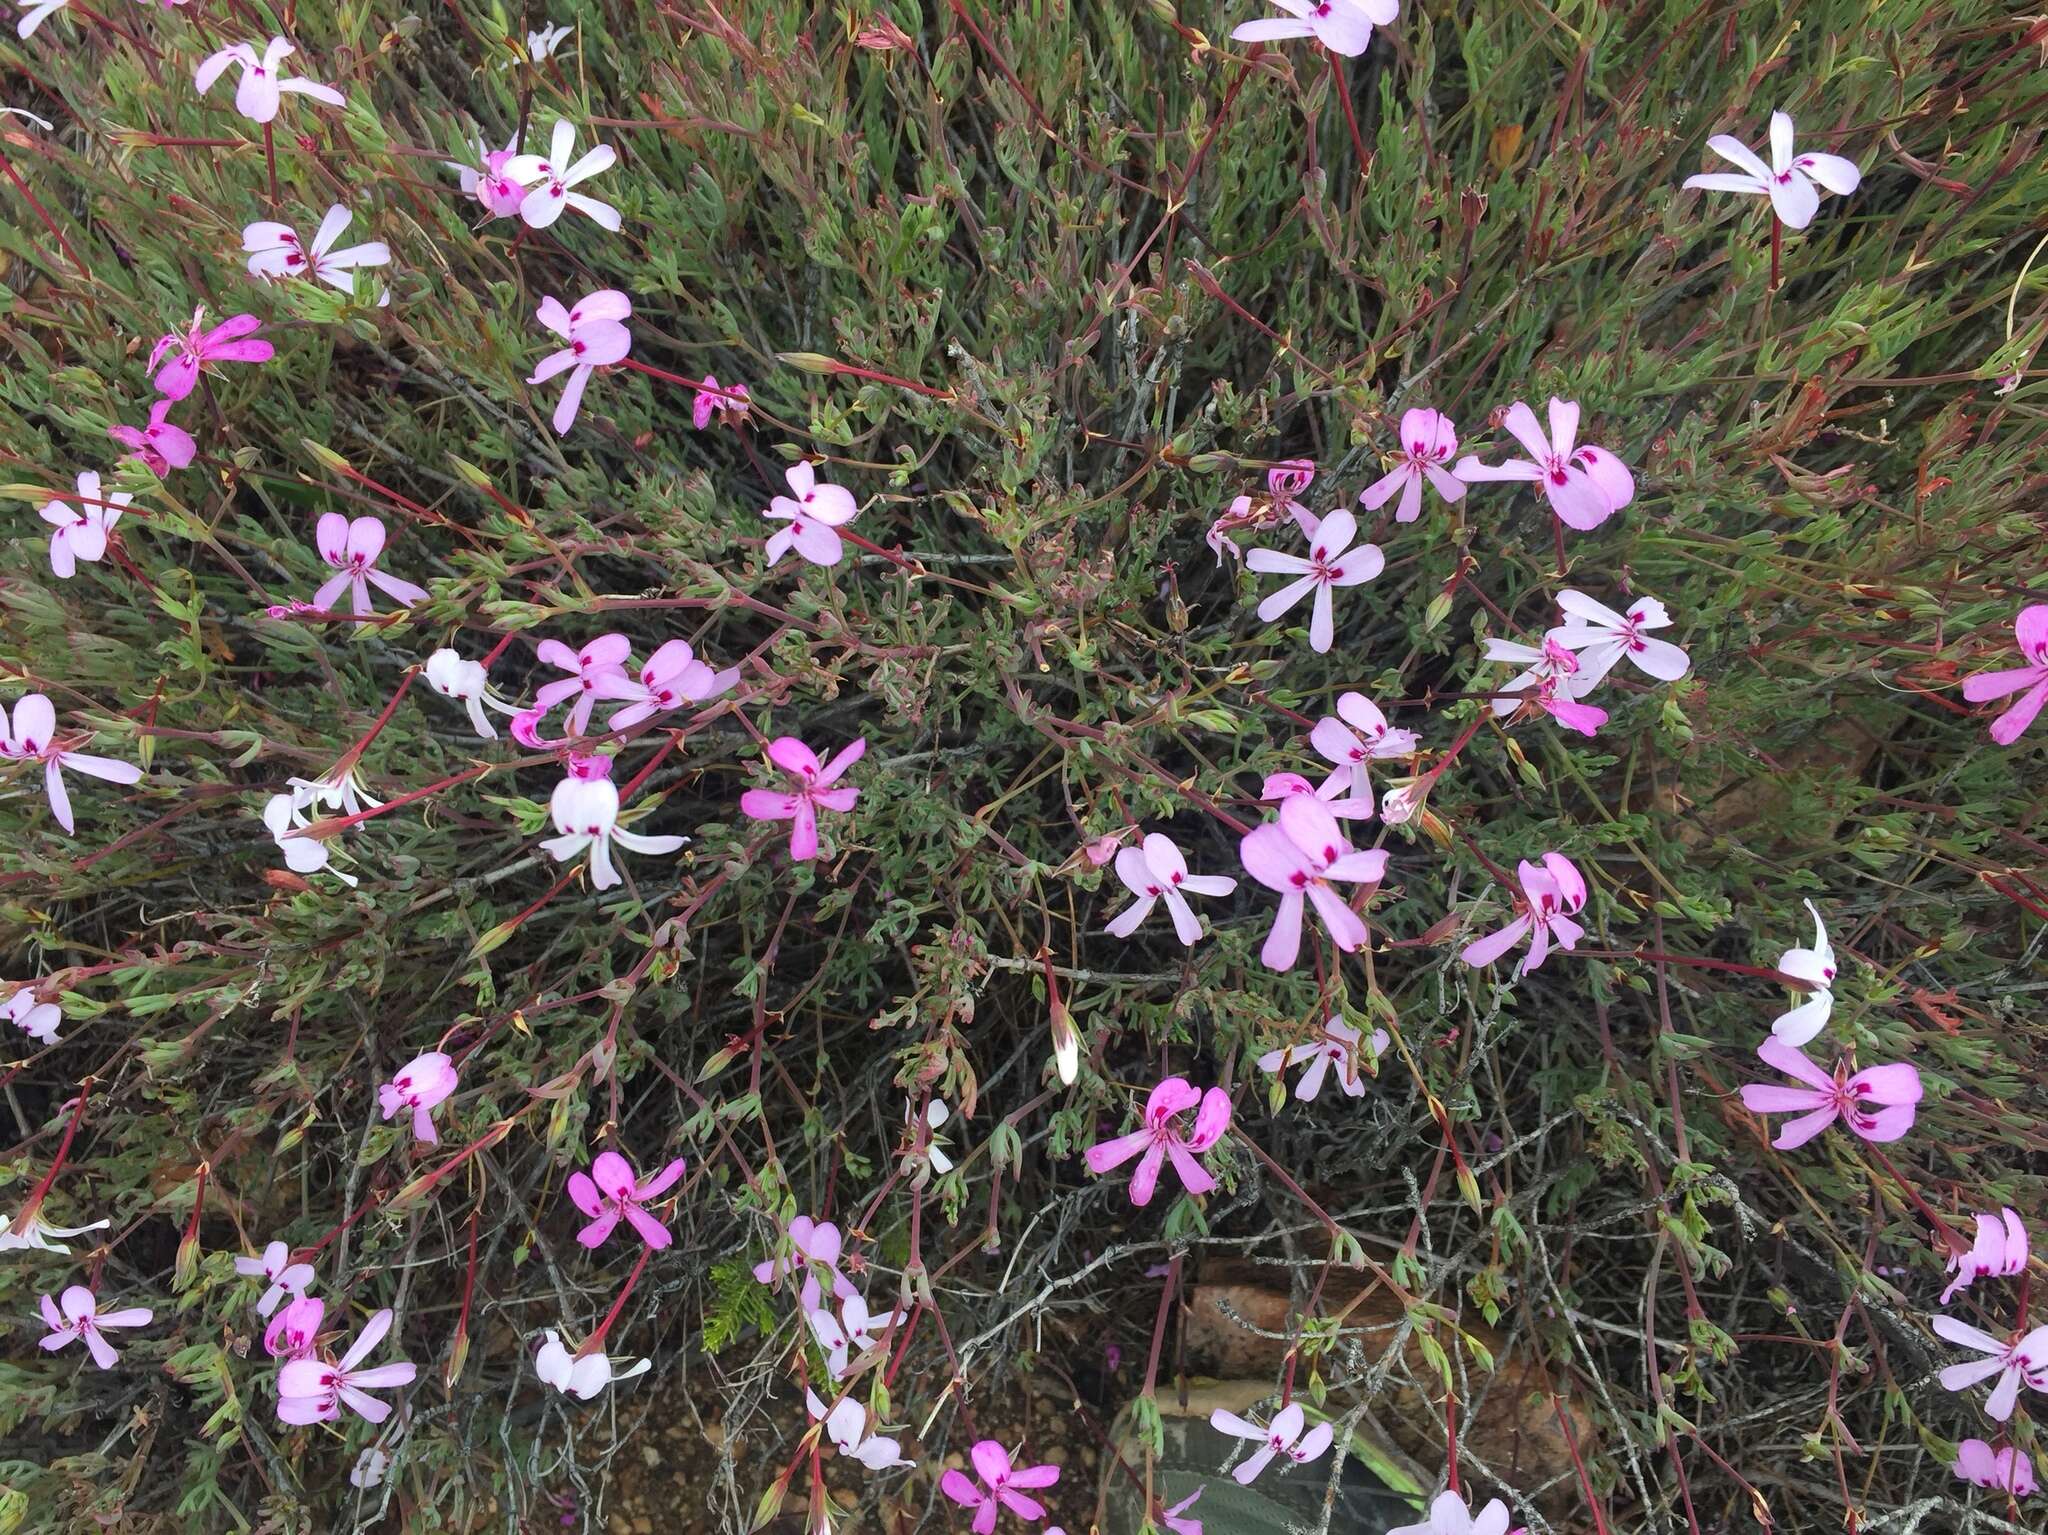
xmin=447 ymin=133 xmax=527 ymax=218
xmin=243 ymin=205 xmax=389 ymax=300
xmin=1084 ymin=1076 xmax=1230 ymax=1207
xmin=276 ymin=1307 xmax=417 ymax=1424
xmin=1461 ymin=853 xmax=1588 ymax=975
xmin=424 ymin=648 xmax=517 ymax=738
xmin=1257 ymin=1018 xmax=1388 ymax=1101
xmin=806 ymin=1388 xmax=906 ymax=1470
xmin=1160 ymin=1487 xmax=1203 ymax=1535
xmin=1481 ymin=636 xmax=1607 ymax=736
xmin=534 ymin=1328 xmax=650 ymax=1398
xmin=350 ymin=1447 xmax=390 ymax=1488
xmin=1962 ymin=604 xmax=2048 ymax=745
xmin=529 ymin=290 xmax=632 ymax=434
xmin=1238 ymin=794 xmax=1389 ymax=970
xmin=1454 ymin=399 xmax=1635 ymax=532
xmin=1081 ymin=830 xmax=1127 ymax=867
xmin=1260 ymin=769 xmax=1369 ymax=818
xmin=1360 ymin=408 xmax=1465 ymax=524
xmin=763 ymin=461 xmax=860 ymax=568
xmin=109 ymin=399 xmax=195 ymax=477
xmin=806 ymin=1289 xmax=906 ymax=1380
xmin=39 ymin=469 xmax=130 ymax=578
xmin=1951 ymin=1438 xmax=2037 ymax=1498
xmin=540 ymin=755 xmax=686 ymax=890
xmin=1388 ymin=1490 xmax=1516 ymax=1535
xmin=264 ymin=1294 xmax=324 ymax=1358
xmin=1546 ymin=590 xmax=1689 ymax=685
xmin=234 ymin=1240 xmax=314 ymax=1317
xmin=0 ymin=692 xmax=143 ymax=834
xmin=312 ymin=514 xmax=428 ymax=616
xmin=5 ymin=984 xmax=62 ymax=1046
xmin=502 ymin=119 xmax=620 ymax=231
xmin=194 ymin=37 xmax=344 ymax=126
xmin=1247 ymin=508 xmax=1384 ymax=654
xmin=1206 ymin=461 xmax=1318 ymax=562
xmin=1943 ymin=1209 xmax=2029 ymax=1305
xmin=1209 ymin=1402 xmax=1333 ymax=1484
xmin=752 ymin=1214 xmax=857 ymax=1308
xmin=939 ymin=1441 xmax=1060 ymax=1534
xmin=15 ymin=0 xmax=66 ymax=39
xmin=1310 ymin=691 xmax=1417 ymax=806
xmin=148 ymin=308 xmax=274 ymax=401
xmin=377 ymin=1050 xmax=459 ymax=1144
xmin=1933 ymin=1316 xmax=2048 ymax=1423
xmin=692 ymin=374 xmax=750 ymax=429
xmin=566 ymin=1149 xmax=687 ymax=1251
xmin=37 ymin=1285 xmax=152 ymax=1369
xmin=1768 ymin=900 xmax=1836 ymax=1048
xmin=1738 ymin=1038 xmax=1922 ymax=1150
xmin=606 ymin=639 xmax=739 ymax=729
xmin=1230 ymin=0 xmax=1398 ymax=57
xmin=1683 ymin=111 xmax=1861 ymax=230
xmin=534 ymin=634 xmax=637 ymax=736
xmin=1104 ymin=832 xmax=1236 ymax=945
xmin=739 ymin=735 xmax=865 ymax=861
xmin=526 ymin=21 xmax=572 ymax=61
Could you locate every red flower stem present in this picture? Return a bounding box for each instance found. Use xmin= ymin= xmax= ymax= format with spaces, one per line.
xmin=286 ymin=764 xmax=491 ymax=841
xmin=1326 ymin=47 xmax=1372 ymax=179
xmin=9 ymin=1076 xmax=94 ymax=1234
xmin=482 ymin=631 xmax=518 ymax=666
xmin=1769 ymin=215 xmax=1782 ymax=292
xmin=1866 ymin=1146 xmax=1963 ymax=1252
xmin=837 ymin=525 xmax=916 ymax=571
xmin=581 ymin=1246 xmax=652 ymax=1356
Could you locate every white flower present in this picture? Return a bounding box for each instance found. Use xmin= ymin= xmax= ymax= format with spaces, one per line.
xmin=40 ymin=470 xmax=130 ymax=579
xmin=1546 ymin=590 xmax=1690 ymax=687
xmin=5 ymin=984 xmax=62 ymax=1046
xmin=264 ymin=792 xmax=357 ymax=887
xmin=1682 ymin=110 xmax=1861 ymax=230
xmin=539 ymin=767 xmax=686 ymax=891
xmin=243 ymin=205 xmax=390 ymax=303
xmin=424 ymin=648 xmax=517 ymax=739
xmin=1769 ymin=900 xmax=1836 ymax=1048
xmin=534 ymin=1328 xmax=651 ymax=1398
xmin=806 ymin=1291 xmax=906 ymax=1380
xmin=0 ymin=1208 xmax=110 ymax=1254
xmin=1208 ymin=1402 xmax=1333 ymax=1484
xmin=806 ymin=1388 xmax=905 ymax=1470
xmin=904 ymin=1099 xmax=954 ymax=1178
xmin=349 ymin=1447 xmax=389 ymax=1488
xmin=503 ymin=120 xmax=619 ymax=231
xmin=15 ymin=0 xmax=66 ymax=40
xmin=1256 ymin=1018 xmax=1389 ymax=1101
xmin=527 ymin=21 xmax=572 ymax=60
xmin=1387 ymin=1490 xmax=1517 ymax=1535
xmin=194 ymin=37 xmax=345 ymax=127
xmin=1103 ymin=833 xmax=1237 ymax=945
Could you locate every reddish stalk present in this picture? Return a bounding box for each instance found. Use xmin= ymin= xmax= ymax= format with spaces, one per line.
xmin=8 ymin=1078 xmax=95 ymax=1236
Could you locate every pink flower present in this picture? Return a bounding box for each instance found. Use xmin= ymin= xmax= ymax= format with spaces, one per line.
xmin=1256 ymin=1018 xmax=1388 ymax=1101
xmin=234 ymin=1240 xmax=314 ymax=1317
xmin=1230 ymin=0 xmax=1399 ymax=57
xmin=1932 ymin=1316 xmax=2048 ymax=1423
xmin=1309 ymin=691 xmax=1417 ymax=807
xmin=194 ymin=37 xmax=344 ymax=126
xmin=109 ymin=399 xmax=196 ymax=477
xmin=1082 ymin=830 xmax=1127 ymax=867
xmin=1943 ymin=1209 xmax=2029 ymax=1305
xmin=37 ymin=1285 xmax=152 ymax=1369
xmin=1546 ymin=590 xmax=1689 ymax=685
xmin=502 ymin=119 xmax=620 ymax=231
xmin=40 ymin=469 xmax=130 ymax=578
xmin=1206 ymin=462 xmax=1318 ymax=562
xmin=566 ymin=1149 xmax=687 ymax=1251
xmin=939 ymin=1441 xmax=1061 ymax=1534
xmin=1951 ymin=1438 xmax=2036 ymax=1498
xmin=1159 ymin=1487 xmax=1203 ymax=1535
xmin=5 ymin=984 xmax=62 ymax=1046
xmin=1209 ymin=1402 xmax=1333 ymax=1484
xmin=0 ymin=692 xmax=143 ymax=834
xmin=529 ymin=290 xmax=632 ymax=435
xmin=1481 ymin=636 xmax=1607 ymax=736
xmin=534 ymin=634 xmax=637 ymax=736
xmin=752 ymin=1214 xmax=858 ymax=1308
xmin=1388 ymin=1491 xmax=1516 ymax=1535
xmin=243 ymin=204 xmax=389 ymax=299
xmin=377 ymin=1050 xmax=459 ymax=1144
xmin=692 ymin=374 xmax=750 ymax=429
xmin=448 ymin=133 xmax=527 ymax=218
xmin=1768 ymin=900 xmax=1836 ymax=1048
xmin=1737 ymin=1038 xmax=1922 ymax=1150
xmin=1460 ymin=853 xmax=1588 ymax=975
xmin=1359 ymin=408 xmax=1465 ymax=524
xmin=763 ymin=462 xmax=860 ymax=569
xmin=264 ymin=1294 xmax=324 ymax=1358
xmin=149 ymin=308 xmax=274 ymax=401
xmin=1247 ymin=508 xmax=1384 ymax=654
xmin=806 ymin=1289 xmax=906 ymax=1380
xmin=1104 ymin=833 xmax=1236 ymax=945
xmin=1962 ymin=604 xmax=2048 ymax=745
xmin=1260 ymin=769 xmax=1369 ymax=818
xmin=1683 ymin=111 xmax=1860 ymax=230
xmin=739 ymin=736 xmax=865 ymax=861
xmin=1454 ymin=398 xmax=1634 ymax=532
xmin=541 ymin=757 xmax=686 ymax=890
xmin=606 ymin=639 xmax=739 ymax=730
xmin=276 ymin=1307 xmax=417 ymax=1425
xmin=312 ymin=514 xmax=429 ymax=616
xmin=1238 ymin=794 xmax=1389 ymax=970
xmin=1083 ymin=1076 xmax=1231 ymax=1207
xmin=806 ymin=1388 xmax=906 ymax=1470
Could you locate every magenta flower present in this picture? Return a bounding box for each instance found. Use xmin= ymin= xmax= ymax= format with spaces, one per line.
xmin=109 ymin=400 xmax=195 ymax=477
xmin=234 ymin=1240 xmax=314 ymax=1317
xmin=38 ymin=1285 xmax=151 ymax=1369
xmin=40 ymin=469 xmax=130 ymax=578
xmin=1230 ymin=0 xmax=1398 ymax=57
xmin=244 ymin=205 xmax=389 ymax=299
xmin=1388 ymin=1491 xmax=1517 ymax=1535
xmin=566 ymin=1149 xmax=687 ymax=1251
xmin=1206 ymin=461 xmax=1317 ymax=562
xmin=264 ymin=1294 xmax=323 ymax=1358
xmin=448 ymin=133 xmax=527 ymax=218
xmin=739 ymin=735 xmax=865 ymax=861
xmin=502 ymin=119 xmax=620 ymax=232
xmin=1683 ymin=111 xmax=1860 ymax=230
xmin=312 ymin=514 xmax=428 ymax=616
xmin=1943 ymin=1209 xmax=2029 ymax=1305
xmin=1084 ymin=1076 xmax=1230 ymax=1207
xmin=1247 ymin=508 xmax=1384 ymax=654
xmin=529 ymin=290 xmax=632 ymax=434
xmin=1460 ymin=853 xmax=1588 ymax=975
xmin=1209 ymin=1402 xmax=1333 ymax=1484
xmin=276 ymin=1307 xmax=417 ymax=1425
xmin=149 ymin=308 xmax=274 ymax=401
xmin=1547 ymin=590 xmax=1689 ymax=685
xmin=0 ymin=692 xmax=143 ymax=834
xmin=763 ymin=461 xmax=860 ymax=569
xmin=1256 ymin=1018 xmax=1388 ymax=1102
xmin=1103 ymin=832 xmax=1237 ymax=945
xmin=1310 ymin=691 xmax=1416 ymax=807
xmin=534 ymin=633 xmax=637 ymax=736
xmin=1359 ymin=408 xmax=1465 ymax=524
xmin=939 ymin=1441 xmax=1061 ymax=1534
xmin=1952 ymin=1439 xmax=2036 ymax=1498
xmin=606 ymin=639 xmax=739 ymax=730
xmin=1933 ymin=1316 xmax=2048 ymax=1423
xmin=1454 ymin=398 xmax=1635 ymax=532
xmin=1962 ymin=604 xmax=2048 ymax=745
xmin=1239 ymin=794 xmax=1389 ymax=970
xmin=541 ymin=755 xmax=686 ymax=890
xmin=1260 ymin=769 xmax=1369 ymax=819
xmin=378 ymin=1050 xmax=459 ymax=1144
xmin=692 ymin=374 xmax=750 ymax=429
xmin=194 ymin=37 xmax=344 ymax=126
xmin=1159 ymin=1488 xmax=1204 ymax=1535
xmin=1481 ymin=636 xmax=1607 ymax=736
xmin=1737 ymin=1038 xmax=1922 ymax=1150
